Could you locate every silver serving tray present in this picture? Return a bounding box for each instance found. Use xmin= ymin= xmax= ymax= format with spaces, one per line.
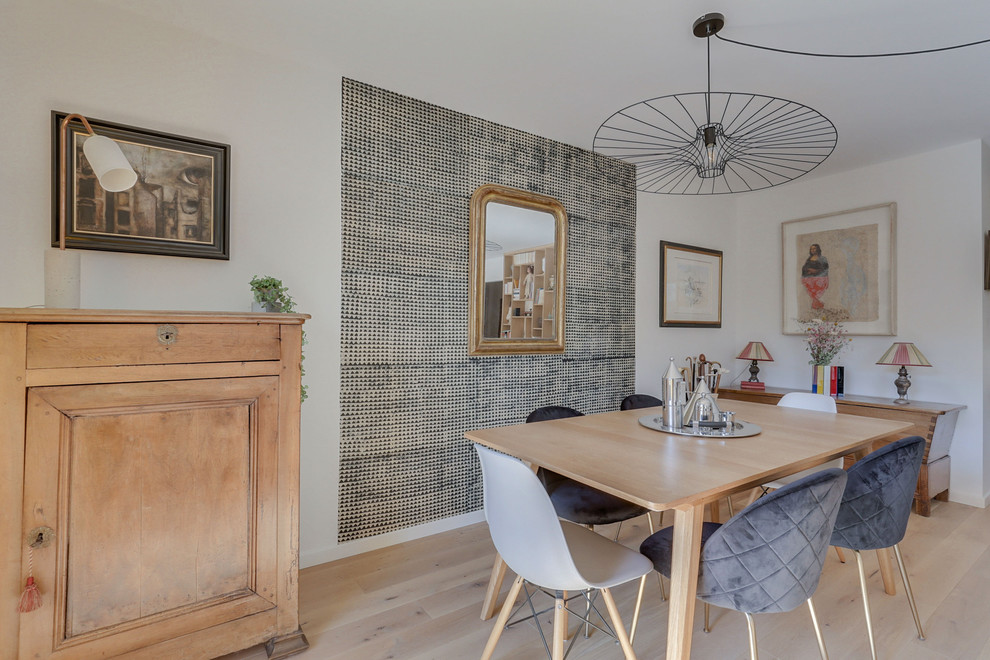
xmin=638 ymin=415 xmax=762 ymax=438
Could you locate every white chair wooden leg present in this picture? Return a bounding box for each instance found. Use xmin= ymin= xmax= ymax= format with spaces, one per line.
xmin=893 ymin=544 xmax=926 ymax=640
xmin=630 ymin=574 xmax=647 ymax=644
xmin=854 ymin=550 xmax=879 ymax=660
xmin=552 ymin=591 xmax=566 ymax=660
xmin=807 ymin=597 xmax=829 ymax=660
xmin=481 ymin=574 xmax=524 ymax=660
xmin=480 ymin=553 xmax=508 ymax=620
xmin=601 ymin=587 xmax=638 ymax=660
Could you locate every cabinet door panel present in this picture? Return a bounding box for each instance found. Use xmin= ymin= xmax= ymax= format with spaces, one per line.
xmin=20 ymin=377 xmax=279 ymax=659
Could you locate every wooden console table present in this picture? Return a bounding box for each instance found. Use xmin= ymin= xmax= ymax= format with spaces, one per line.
xmin=719 ymin=386 xmax=964 ymax=516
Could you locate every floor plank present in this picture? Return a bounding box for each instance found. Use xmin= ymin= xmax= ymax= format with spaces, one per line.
xmin=223 ymin=497 xmax=989 ymax=659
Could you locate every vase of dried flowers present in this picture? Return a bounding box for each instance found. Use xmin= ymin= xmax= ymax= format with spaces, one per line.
xmin=805 ymin=317 xmax=850 ymax=366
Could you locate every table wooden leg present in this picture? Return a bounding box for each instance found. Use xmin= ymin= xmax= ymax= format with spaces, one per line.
xmin=877 ymin=547 xmax=897 ymax=595
xmin=666 ymin=503 xmax=705 ymax=660
xmin=480 ymin=553 xmax=508 ymax=620
xmin=708 ymin=499 xmax=720 ymax=524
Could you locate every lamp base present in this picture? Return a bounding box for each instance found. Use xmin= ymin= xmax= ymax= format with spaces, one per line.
xmin=44 ymin=248 xmax=81 ymax=308
xmin=892 ymin=366 xmax=912 ymax=405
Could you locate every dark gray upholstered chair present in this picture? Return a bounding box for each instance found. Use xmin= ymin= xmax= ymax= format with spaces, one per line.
xmin=830 ymin=435 xmax=927 ymax=660
xmin=527 ymin=405 xmax=663 ymax=632
xmin=632 ymin=468 xmax=848 ymax=660
xmin=620 ymin=393 xmax=662 ymax=411
xmin=527 ymin=406 xmax=651 ymax=529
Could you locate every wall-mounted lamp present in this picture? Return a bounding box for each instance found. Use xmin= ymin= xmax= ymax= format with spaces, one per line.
xmin=876 ymin=342 xmax=931 ymax=404
xmin=736 ymin=341 xmax=774 ymax=390
xmin=46 ymin=113 xmax=137 ymax=307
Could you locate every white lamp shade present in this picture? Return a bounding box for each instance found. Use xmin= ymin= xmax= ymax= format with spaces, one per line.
xmin=82 ymin=135 xmax=137 ymax=192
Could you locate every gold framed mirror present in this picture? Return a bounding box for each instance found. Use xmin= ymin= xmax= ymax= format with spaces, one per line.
xmin=469 ymin=184 xmax=566 ymax=355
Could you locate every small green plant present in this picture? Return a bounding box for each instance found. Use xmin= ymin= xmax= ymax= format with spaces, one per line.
xmin=250 ymin=275 xmax=296 ymax=313
xmin=250 ymin=275 xmax=307 ymax=402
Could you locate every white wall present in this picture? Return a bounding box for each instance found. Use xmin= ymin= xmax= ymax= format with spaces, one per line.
xmin=982 ymin=141 xmax=990 ymax=501
xmin=0 ymin=1 xmax=354 ymax=566
xmin=635 ymin=194 xmax=743 ymax=394
xmin=733 ymin=142 xmax=987 ymax=507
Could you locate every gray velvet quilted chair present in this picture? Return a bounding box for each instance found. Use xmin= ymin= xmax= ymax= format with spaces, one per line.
xmin=830 ymin=435 xmax=927 ymax=660
xmin=620 ymin=393 xmax=662 ymax=411
xmin=632 ymin=468 xmax=848 ymax=660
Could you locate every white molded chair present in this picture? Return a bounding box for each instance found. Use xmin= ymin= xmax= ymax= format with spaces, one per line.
xmin=475 ymin=444 xmax=652 ymax=660
xmin=762 ymin=392 xmax=842 ymax=490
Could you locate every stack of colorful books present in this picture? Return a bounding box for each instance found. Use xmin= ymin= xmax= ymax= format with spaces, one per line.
xmin=811 ymin=365 xmax=845 ymax=397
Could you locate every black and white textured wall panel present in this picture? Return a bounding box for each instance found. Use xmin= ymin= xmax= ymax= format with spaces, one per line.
xmin=339 ymin=78 xmax=637 ymax=542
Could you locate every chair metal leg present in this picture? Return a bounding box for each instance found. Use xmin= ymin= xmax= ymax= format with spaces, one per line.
xmin=600 ymin=587 xmax=639 ymax=660
xmin=481 ymin=574 xmax=524 ymax=660
xmin=630 ymin=575 xmax=647 ymax=644
xmin=645 ymin=512 xmax=666 ymax=601
xmin=584 ymin=588 xmax=593 ymax=638
xmin=807 ymin=597 xmax=829 ymax=660
xmin=612 ymin=520 xmax=624 ymax=541
xmin=744 ymin=611 xmax=759 ymax=660
xmin=854 ymin=550 xmax=879 ymax=660
xmin=703 ymin=602 xmax=711 ymax=633
xmin=892 ymin=544 xmax=926 ymax=640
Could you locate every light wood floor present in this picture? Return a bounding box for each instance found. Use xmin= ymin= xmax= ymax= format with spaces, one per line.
xmin=225 ymin=497 xmax=990 ymax=659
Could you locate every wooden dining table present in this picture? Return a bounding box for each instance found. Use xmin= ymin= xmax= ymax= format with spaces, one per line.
xmin=465 ymin=399 xmax=913 ymax=659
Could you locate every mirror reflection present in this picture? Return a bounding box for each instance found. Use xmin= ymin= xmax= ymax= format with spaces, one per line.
xmin=469 ymin=184 xmax=566 ymax=355
xmin=483 ymin=203 xmax=556 ymax=340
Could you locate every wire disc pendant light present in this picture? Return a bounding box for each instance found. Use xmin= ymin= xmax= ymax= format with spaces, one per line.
xmin=594 ymin=13 xmax=837 ymax=194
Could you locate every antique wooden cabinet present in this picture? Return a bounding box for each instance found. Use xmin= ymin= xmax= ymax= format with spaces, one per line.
xmin=0 ymin=309 xmax=308 ymax=660
xmin=719 ymin=385 xmax=964 ymax=516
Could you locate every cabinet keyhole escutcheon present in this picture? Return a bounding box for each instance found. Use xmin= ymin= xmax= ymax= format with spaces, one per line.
xmin=157 ymin=324 xmax=178 ymax=345
xmin=28 ymin=526 xmax=55 ymax=549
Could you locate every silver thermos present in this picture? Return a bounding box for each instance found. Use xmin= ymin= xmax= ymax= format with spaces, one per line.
xmin=661 ymin=357 xmax=685 ymax=429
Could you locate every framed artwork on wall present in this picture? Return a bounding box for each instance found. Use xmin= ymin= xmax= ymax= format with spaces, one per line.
xmin=781 ymin=202 xmax=896 ymax=335
xmin=52 ymin=111 xmax=230 ymax=259
xmin=659 ymin=240 xmax=722 ymax=327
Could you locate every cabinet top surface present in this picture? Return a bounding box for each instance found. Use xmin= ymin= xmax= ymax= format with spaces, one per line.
xmin=721 ymin=385 xmax=965 ymax=414
xmin=0 ymin=307 xmax=309 ymax=324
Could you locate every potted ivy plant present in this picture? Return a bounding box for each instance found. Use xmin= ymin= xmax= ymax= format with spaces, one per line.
xmin=250 ymin=275 xmax=307 ymax=401
xmin=250 ymin=275 xmax=295 ymax=313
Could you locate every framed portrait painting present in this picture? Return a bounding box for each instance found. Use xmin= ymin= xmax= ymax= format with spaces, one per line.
xmin=660 ymin=241 xmax=722 ymax=327
xmin=781 ymin=202 xmax=896 ymax=335
xmin=51 ymin=111 xmax=230 ymax=259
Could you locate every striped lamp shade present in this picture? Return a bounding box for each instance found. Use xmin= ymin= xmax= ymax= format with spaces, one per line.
xmin=736 ymin=341 xmax=774 ymax=362
xmin=876 ymin=342 xmax=932 ymax=367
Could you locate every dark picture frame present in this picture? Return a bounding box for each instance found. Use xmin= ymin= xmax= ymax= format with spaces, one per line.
xmin=659 ymin=240 xmax=722 ymax=327
xmin=52 ymin=111 xmax=230 ymax=259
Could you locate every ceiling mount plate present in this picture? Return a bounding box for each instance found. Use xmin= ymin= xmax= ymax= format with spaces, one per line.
xmin=692 ymin=13 xmax=725 ymax=38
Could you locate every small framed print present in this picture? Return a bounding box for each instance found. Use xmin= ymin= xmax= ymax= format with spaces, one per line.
xmin=659 ymin=241 xmax=722 ymax=328
xmin=52 ymin=111 xmax=230 ymax=259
